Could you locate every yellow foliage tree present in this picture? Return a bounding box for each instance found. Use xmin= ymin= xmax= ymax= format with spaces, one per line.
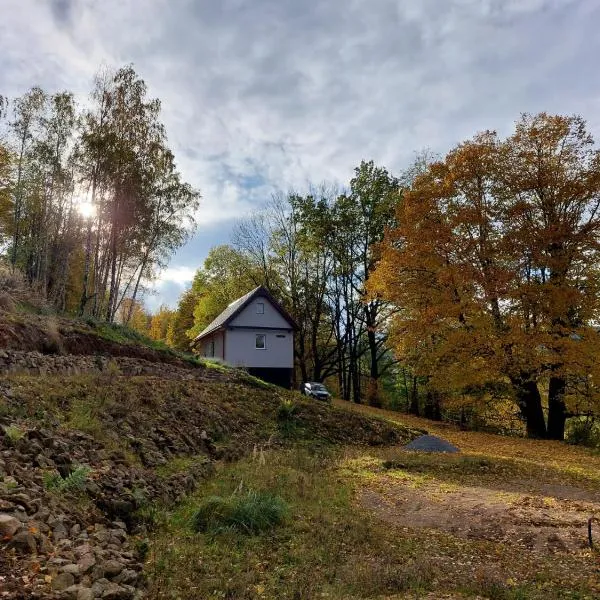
xmin=371 ymin=114 xmax=600 ymax=439
xmin=117 ymin=298 xmax=151 ymax=337
xmin=149 ymin=304 xmax=174 ymax=343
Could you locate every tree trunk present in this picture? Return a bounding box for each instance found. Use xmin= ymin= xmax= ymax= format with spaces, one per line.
xmin=96 ymin=249 xmax=110 ymax=318
xmin=11 ymin=133 xmax=28 ymax=270
xmin=79 ymin=176 xmax=97 ymax=315
xmin=547 ymin=376 xmax=567 ymax=440
xmin=409 ymin=376 xmax=419 ymax=416
xmin=296 ymin=329 xmax=308 ymax=385
xmin=367 ymin=377 xmax=381 ymax=408
xmin=510 ymin=374 xmax=546 ymax=438
xmin=424 ymin=390 xmax=442 ymax=421
xmin=79 ymin=221 xmax=93 ymax=315
xmin=125 ymin=261 xmax=146 ymax=324
xmin=365 ymin=301 xmax=381 ymax=407
xmin=351 ymin=363 xmax=361 ymax=403
xmin=91 ymin=213 xmax=103 ymax=317
xmin=105 ymin=218 xmax=119 ymax=322
xmin=366 ymin=327 xmax=381 ymax=407
xmin=402 ymin=368 xmax=410 ymax=413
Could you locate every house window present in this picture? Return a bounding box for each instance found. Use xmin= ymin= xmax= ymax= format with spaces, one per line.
xmin=255 ymin=334 xmax=266 ymax=349
xmin=256 ymin=302 xmax=264 ymax=314
xmin=208 ymin=339 xmax=215 ymax=357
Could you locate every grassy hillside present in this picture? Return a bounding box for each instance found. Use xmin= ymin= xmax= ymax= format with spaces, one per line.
xmin=146 ymin=404 xmax=600 ymax=600
xmin=1 ymin=307 xmax=599 ymax=599
xmin=0 ymin=341 xmax=417 ymax=599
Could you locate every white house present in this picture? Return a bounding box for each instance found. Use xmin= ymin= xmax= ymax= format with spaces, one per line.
xmin=193 ymin=286 xmax=297 ymax=388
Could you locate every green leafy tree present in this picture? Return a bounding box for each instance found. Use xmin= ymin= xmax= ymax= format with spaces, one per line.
xmin=187 ymin=245 xmax=267 ymax=340
xmin=331 ymin=162 xmax=400 ymax=405
xmin=166 ymin=289 xmax=197 ymax=350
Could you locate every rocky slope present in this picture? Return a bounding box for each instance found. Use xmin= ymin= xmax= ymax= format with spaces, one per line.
xmin=0 ymin=321 xmax=417 ymax=599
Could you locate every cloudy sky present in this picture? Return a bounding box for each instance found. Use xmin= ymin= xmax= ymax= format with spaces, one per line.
xmin=1 ymin=0 xmax=599 ymax=309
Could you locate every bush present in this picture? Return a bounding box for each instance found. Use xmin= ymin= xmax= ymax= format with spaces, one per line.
xmin=191 ymin=491 xmax=288 ymax=535
xmin=277 ymin=398 xmax=298 ymax=421
xmin=566 ymin=418 xmax=600 ymax=448
xmin=277 ymin=399 xmax=300 ymax=437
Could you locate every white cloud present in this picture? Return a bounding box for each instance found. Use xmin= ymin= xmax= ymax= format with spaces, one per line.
xmin=144 ymin=265 xmax=196 ymax=311
xmin=156 ymin=266 xmax=196 ymax=286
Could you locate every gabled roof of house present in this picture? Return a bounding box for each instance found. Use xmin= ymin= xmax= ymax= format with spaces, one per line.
xmin=193 ymin=286 xmax=298 ymax=342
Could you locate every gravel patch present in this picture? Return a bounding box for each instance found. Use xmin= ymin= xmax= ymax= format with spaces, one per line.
xmin=404 ymin=434 xmax=460 ymax=453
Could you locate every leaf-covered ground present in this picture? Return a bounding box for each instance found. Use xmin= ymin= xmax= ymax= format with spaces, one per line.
xmin=339 ymin=401 xmax=600 ymax=599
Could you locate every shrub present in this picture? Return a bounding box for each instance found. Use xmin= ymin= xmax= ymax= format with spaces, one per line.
xmin=135 ymin=538 xmax=150 ymax=561
xmin=191 ymin=491 xmax=288 ymax=535
xmin=566 ymin=417 xmax=600 ymax=448
xmin=277 ymin=399 xmax=300 ymax=437
xmin=277 ymin=398 xmax=298 ymax=421
xmin=43 ymin=465 xmax=91 ymax=492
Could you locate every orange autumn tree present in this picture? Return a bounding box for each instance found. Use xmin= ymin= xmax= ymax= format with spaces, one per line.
xmin=371 ymin=114 xmax=600 ymax=439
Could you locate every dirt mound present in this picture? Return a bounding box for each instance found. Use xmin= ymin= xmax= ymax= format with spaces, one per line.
xmin=0 ymin=312 xmax=193 ymax=368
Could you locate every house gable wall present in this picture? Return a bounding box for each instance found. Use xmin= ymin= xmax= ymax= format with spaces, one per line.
xmin=229 ymin=296 xmax=291 ymax=329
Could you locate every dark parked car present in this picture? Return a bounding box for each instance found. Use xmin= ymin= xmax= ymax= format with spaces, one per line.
xmin=300 ymin=382 xmax=331 ymax=401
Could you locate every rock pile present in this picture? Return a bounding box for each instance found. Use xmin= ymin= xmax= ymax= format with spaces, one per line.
xmin=0 ymin=408 xmax=213 ymax=598
xmin=1 ymin=509 xmax=144 ymax=599
xmin=0 ymin=350 xmax=227 ymax=382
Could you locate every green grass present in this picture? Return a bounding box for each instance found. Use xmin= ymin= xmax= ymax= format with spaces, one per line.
xmin=192 ymin=491 xmax=288 ymax=535
xmin=155 ymin=455 xmax=212 ymax=478
xmin=3 ymin=424 xmax=25 ymax=443
xmin=43 ymin=465 xmax=91 ymax=492
xmin=67 ymin=398 xmax=104 ymax=438
xmin=146 ymin=448 xmax=436 ymax=600
xmin=146 ymin=442 xmax=600 ymax=600
xmin=197 ymin=357 xmax=230 ymax=372
xmin=82 ymin=317 xmax=204 ymax=366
